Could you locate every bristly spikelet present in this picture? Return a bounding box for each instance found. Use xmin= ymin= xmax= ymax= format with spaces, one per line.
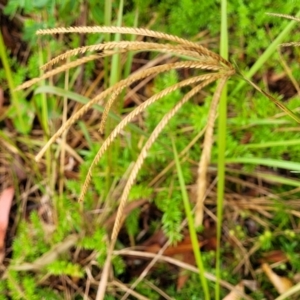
xmin=35 ymin=26 xmax=232 ymax=67
xmin=16 ymin=25 xmax=235 ymax=248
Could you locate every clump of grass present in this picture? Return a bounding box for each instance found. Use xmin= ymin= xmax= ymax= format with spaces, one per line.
xmin=16 ymin=25 xmax=235 ymax=298
xmin=15 ymin=13 xmax=300 ymax=299
xmin=16 ymin=25 xmax=235 ymax=236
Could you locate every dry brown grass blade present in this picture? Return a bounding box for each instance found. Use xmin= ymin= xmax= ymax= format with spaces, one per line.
xmin=120 ymin=242 xmax=171 ymax=300
xmin=95 ymin=245 xmax=113 ymax=300
xmin=98 ymin=61 xmax=224 ymax=134
xmin=41 ymin=41 xmax=212 ymax=70
xmin=15 ymin=55 xmax=99 ymax=91
xmin=110 ymin=78 xmax=218 ymax=244
xmin=36 ymin=26 xmax=231 ymax=67
xmin=222 ymin=282 xmax=244 ymax=300
xmin=240 ymin=75 xmax=300 ymax=124
xmin=9 ymin=234 xmax=78 ymax=271
xmin=112 ymin=280 xmax=150 ymax=300
xmin=195 ymin=77 xmax=228 ymax=226
xmin=277 ymin=51 xmax=300 ymax=96
xmin=144 ymin=280 xmax=174 ymax=300
xmin=114 ymin=249 xmax=254 ymax=300
xmin=79 ymin=73 xmax=222 ymax=203
xmin=34 ymin=62 xmax=223 ymax=162
xmin=262 ymin=263 xmax=293 ymax=294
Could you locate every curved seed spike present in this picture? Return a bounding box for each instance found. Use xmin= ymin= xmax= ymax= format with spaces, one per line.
xmin=37 ymin=26 xmax=206 ymax=47
xmin=110 ymin=78 xmax=217 ymax=243
xmin=41 ymin=49 xmax=119 ymax=70
xmin=41 ymin=41 xmax=208 ymax=70
xmin=36 ymin=26 xmax=232 ymax=67
xmin=23 ymin=44 xmax=215 ymax=91
xmin=79 ymin=73 xmax=222 ymax=202
xmin=195 ymin=77 xmax=228 ymax=226
xmin=99 ymin=60 xmax=224 ymax=134
xmin=35 ymin=61 xmax=223 ymax=162
xmin=35 ymin=84 xmax=121 ymax=162
xmin=280 ymin=41 xmax=300 ymax=47
xmin=16 ymin=55 xmax=99 ymax=91
xmin=266 ymin=12 xmax=300 ymax=22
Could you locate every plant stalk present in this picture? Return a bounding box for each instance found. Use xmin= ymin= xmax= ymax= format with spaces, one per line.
xmin=216 ymin=0 xmax=228 ymax=298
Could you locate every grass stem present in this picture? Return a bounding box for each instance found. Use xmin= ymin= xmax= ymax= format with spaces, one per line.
xmin=216 ymin=0 xmax=228 ymax=298
xmin=0 ymin=31 xmax=26 ymax=132
xmin=172 ymin=138 xmax=210 ymax=300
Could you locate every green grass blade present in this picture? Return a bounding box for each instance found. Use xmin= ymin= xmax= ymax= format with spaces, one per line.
xmin=78 ymin=121 xmax=93 ymax=149
xmin=216 ymin=0 xmax=228 ymax=298
xmin=0 ymin=31 xmax=26 ymax=133
xmin=244 ymin=139 xmax=300 ymax=149
xmin=37 ymin=45 xmax=53 ymax=190
xmin=232 ymin=9 xmax=300 ymax=95
xmin=34 ymin=85 xmax=148 ymax=138
xmin=225 ymin=157 xmax=300 ymax=172
xmin=239 ymin=76 xmax=300 ymax=124
xmin=256 ymin=173 xmax=300 ymax=187
xmin=172 ymin=138 xmax=210 ymax=300
xmin=105 ymin=0 xmax=124 ymax=195
xmin=123 ymin=8 xmax=139 ymax=79
xmin=104 ymin=0 xmax=112 ymax=86
xmin=109 ymin=0 xmax=124 ymax=89
xmin=224 ymin=166 xmax=300 ymax=187
xmin=38 ymin=47 xmax=50 ymax=137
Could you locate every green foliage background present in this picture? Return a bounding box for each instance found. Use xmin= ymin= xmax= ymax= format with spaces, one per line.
xmin=2 ymin=0 xmax=300 ymax=299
